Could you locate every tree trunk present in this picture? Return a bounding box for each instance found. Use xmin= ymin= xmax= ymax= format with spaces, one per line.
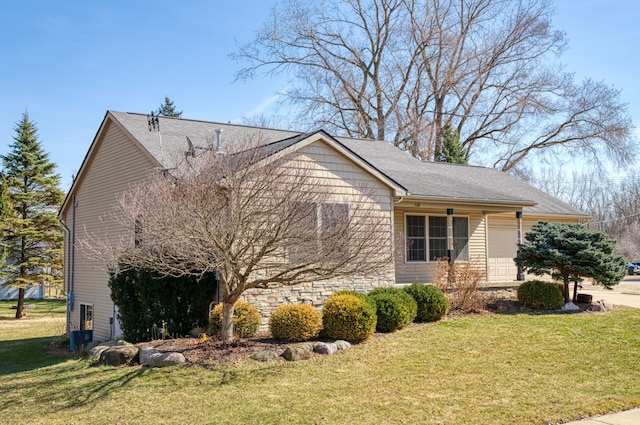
xmin=563 ymin=277 xmax=570 ymax=304
xmin=15 ymin=287 xmax=25 ymax=319
xmin=572 ymin=281 xmax=579 ymax=303
xmin=220 ymin=301 xmax=236 ymax=342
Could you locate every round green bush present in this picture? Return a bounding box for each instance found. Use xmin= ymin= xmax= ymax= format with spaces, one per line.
xmin=403 ymin=282 xmax=449 ymax=322
xmin=208 ymin=300 xmax=261 ymax=338
xmin=517 ymin=280 xmax=564 ymax=310
xmin=322 ymin=294 xmax=377 ymax=342
xmin=331 ymin=290 xmax=373 ymax=305
xmin=269 ymin=304 xmax=322 ymax=342
xmin=368 ymin=287 xmax=418 ymax=332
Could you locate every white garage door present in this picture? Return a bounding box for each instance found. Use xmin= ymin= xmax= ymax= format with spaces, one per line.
xmin=488 ymin=227 xmax=519 ymax=282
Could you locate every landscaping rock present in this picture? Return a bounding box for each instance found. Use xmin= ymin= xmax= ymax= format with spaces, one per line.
xmin=281 ymin=345 xmax=312 ymax=361
xmin=98 ymin=346 xmax=140 ymax=366
xmin=335 ymin=340 xmax=351 ymax=351
xmin=250 ymin=350 xmax=279 ymax=362
xmin=588 ymin=301 xmax=606 ymax=312
xmin=139 ymin=348 xmax=186 ymax=367
xmin=314 ymin=342 xmax=338 ymax=355
xmin=89 ymin=339 xmax=136 ymax=358
xmin=139 ymin=348 xmax=160 ymax=365
xmin=561 ymin=302 xmax=580 ymax=312
xmin=149 ymin=352 xmax=186 ymax=367
xmin=88 ymin=344 xmax=110 ymax=358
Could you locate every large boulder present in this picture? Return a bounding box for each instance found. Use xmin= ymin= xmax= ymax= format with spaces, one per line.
xmin=139 ymin=348 xmax=160 ymax=365
xmin=335 ymin=340 xmax=352 ymax=351
xmin=250 ymin=350 xmax=279 ymax=363
xmin=98 ymin=345 xmax=140 ymax=367
xmin=140 ymin=348 xmax=186 ymax=367
xmin=90 ymin=340 xmax=133 ymax=358
xmin=281 ymin=345 xmax=312 ymax=361
xmin=314 ymin=342 xmax=338 ymax=355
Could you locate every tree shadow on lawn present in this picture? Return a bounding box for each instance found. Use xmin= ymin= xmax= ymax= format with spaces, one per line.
xmin=0 ymin=336 xmax=73 ymax=375
xmin=0 ymin=361 xmax=153 ymax=413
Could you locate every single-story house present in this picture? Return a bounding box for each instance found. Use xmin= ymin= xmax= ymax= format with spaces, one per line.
xmin=59 ymin=111 xmax=587 ymax=340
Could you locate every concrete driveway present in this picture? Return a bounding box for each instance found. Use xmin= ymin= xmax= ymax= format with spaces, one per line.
xmin=579 ymin=276 xmax=640 ymax=309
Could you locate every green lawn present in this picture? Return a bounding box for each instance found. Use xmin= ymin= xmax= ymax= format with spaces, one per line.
xmin=1 ymin=300 xmax=640 ymax=424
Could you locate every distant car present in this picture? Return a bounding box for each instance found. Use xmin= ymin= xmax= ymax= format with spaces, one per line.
xmin=628 ymin=263 xmax=640 ymax=275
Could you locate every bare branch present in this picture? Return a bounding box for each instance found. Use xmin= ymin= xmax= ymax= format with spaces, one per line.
xmin=81 ymin=134 xmax=393 ymax=340
xmin=235 ymin=0 xmax=636 ymax=174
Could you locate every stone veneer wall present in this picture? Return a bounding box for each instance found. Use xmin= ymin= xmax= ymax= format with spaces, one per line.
xmin=241 ymin=268 xmax=396 ymax=330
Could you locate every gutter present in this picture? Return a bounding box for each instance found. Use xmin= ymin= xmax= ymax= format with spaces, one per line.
xmin=398 ymin=194 xmax=536 ymax=208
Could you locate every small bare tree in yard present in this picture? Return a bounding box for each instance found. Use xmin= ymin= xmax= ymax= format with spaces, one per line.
xmin=87 ymin=136 xmax=393 ymax=341
xmin=432 ymin=258 xmax=488 ymax=313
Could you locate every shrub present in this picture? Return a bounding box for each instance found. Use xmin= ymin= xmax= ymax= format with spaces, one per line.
xmin=322 ymin=294 xmax=377 ymax=342
xmin=368 ymin=287 xmax=417 ymax=332
xmin=269 ymin=304 xmax=322 ymax=341
xmin=109 ymin=266 xmax=217 ymax=343
xmin=432 ymin=259 xmax=488 ymax=313
xmin=332 ymin=290 xmax=372 ymax=305
xmin=208 ymin=300 xmax=261 ymax=338
xmin=403 ymin=282 xmax=449 ymax=322
xmin=517 ymin=280 xmax=564 ymax=310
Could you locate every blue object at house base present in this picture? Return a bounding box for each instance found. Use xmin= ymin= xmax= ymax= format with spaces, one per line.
xmin=69 ymin=330 xmax=93 ymax=351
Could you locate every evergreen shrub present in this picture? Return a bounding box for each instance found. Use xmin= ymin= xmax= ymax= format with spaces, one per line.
xmin=322 ymin=294 xmax=377 ymax=342
xmin=368 ymin=287 xmax=417 ymax=332
xmin=403 ymin=282 xmax=449 ymax=322
xmin=208 ymin=300 xmax=261 ymax=338
xmin=517 ymin=280 xmax=564 ymax=310
xmin=269 ymin=304 xmax=322 ymax=341
xmin=109 ymin=267 xmax=216 ymax=343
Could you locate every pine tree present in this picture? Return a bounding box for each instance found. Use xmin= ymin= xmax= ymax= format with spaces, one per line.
xmin=0 ymin=178 xmax=11 ymax=265
xmin=1 ymin=113 xmax=64 ymax=318
xmin=156 ymin=96 xmax=182 ymax=117
xmin=514 ymin=221 xmax=627 ymax=303
xmin=439 ymin=123 xmax=467 ymax=164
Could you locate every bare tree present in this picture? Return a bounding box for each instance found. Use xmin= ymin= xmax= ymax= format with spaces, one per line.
xmin=85 ymin=135 xmax=393 ymax=341
xmin=531 ymin=169 xmax=640 ymax=260
xmin=235 ymin=0 xmax=635 ymax=173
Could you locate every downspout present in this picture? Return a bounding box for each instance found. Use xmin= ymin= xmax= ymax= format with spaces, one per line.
xmin=516 ymin=211 xmax=524 ymax=281
xmin=60 ymin=195 xmax=77 ymax=333
xmin=60 ymin=220 xmax=71 ymax=333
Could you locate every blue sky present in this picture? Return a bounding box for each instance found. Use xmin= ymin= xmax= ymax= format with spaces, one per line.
xmin=1 ymin=1 xmax=638 ymax=191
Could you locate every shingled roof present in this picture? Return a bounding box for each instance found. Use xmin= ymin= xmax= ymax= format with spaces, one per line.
xmin=105 ymin=111 xmax=586 ymax=217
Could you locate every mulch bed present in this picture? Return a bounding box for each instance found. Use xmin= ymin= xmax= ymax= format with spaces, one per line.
xmin=136 ymin=334 xmax=295 ymax=366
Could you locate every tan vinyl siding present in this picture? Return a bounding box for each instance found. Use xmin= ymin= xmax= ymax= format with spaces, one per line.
xmin=486 ymin=213 xmax=585 ymax=282
xmin=63 ymin=122 xmax=157 ymax=341
xmin=394 ymin=206 xmax=486 ymax=284
xmin=298 ymin=141 xmax=394 ymax=244
xmin=298 ymin=142 xmax=395 ymax=207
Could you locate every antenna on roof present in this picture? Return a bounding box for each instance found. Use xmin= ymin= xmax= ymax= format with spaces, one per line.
xmin=147 ymin=111 xmax=160 ymax=132
xmin=186 ymin=136 xmax=196 ymax=157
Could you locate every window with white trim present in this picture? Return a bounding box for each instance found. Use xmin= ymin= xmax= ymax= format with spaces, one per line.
xmin=406 ymin=215 xmax=469 ymax=262
xmin=80 ymin=303 xmax=93 ymax=331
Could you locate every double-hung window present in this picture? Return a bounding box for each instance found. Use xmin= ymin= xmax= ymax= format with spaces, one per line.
xmin=406 ymin=215 xmax=426 ymax=261
xmin=406 ymin=215 xmax=469 ymax=262
xmin=289 ymin=202 xmax=349 ymax=262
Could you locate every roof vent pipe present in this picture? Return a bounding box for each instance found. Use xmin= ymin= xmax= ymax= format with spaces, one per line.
xmin=215 ymin=129 xmax=223 ymax=153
